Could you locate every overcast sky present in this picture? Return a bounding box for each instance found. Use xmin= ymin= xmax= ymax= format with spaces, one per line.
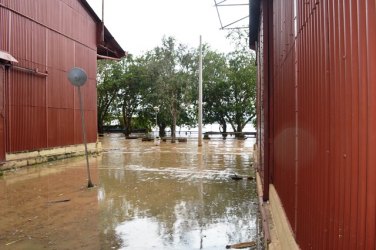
xmin=86 ymin=0 xmax=249 ymax=56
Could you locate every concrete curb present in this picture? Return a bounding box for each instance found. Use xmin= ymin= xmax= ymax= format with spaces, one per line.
xmin=254 ymin=143 xmax=299 ymax=250
xmin=1 ymin=142 xmax=101 ymax=171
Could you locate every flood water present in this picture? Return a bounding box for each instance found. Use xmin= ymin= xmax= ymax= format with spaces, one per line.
xmin=0 ymin=134 xmax=260 ymax=250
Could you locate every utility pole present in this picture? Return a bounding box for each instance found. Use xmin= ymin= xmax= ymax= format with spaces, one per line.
xmin=198 ymin=35 xmax=203 ymax=146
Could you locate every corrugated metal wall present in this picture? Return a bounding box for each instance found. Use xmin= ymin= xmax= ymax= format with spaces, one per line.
xmin=271 ymin=0 xmax=297 ymax=236
xmin=256 ymin=1 xmax=266 ymax=199
xmin=0 ymin=66 xmax=5 ymax=161
xmin=256 ymin=0 xmax=376 ymax=249
xmin=0 ymin=0 xmax=97 ymax=153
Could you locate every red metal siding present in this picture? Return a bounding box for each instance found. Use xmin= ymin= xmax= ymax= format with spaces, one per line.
xmin=271 ymin=0 xmax=297 ymax=233
xmin=47 ymin=68 xmax=74 ymax=110
xmin=365 ymin=1 xmax=376 ymax=248
xmin=1 ymin=0 xmax=98 ymax=153
xmin=74 ymin=109 xmax=96 ymax=145
xmin=0 ymin=7 xmax=9 ymax=51
xmin=295 ymin=1 xmax=330 ymax=247
xmin=256 ymin=2 xmax=266 ymax=197
xmin=47 ymin=31 xmax=75 ymax=72
xmin=256 ymin=0 xmax=376 ymax=248
xmin=0 ymin=66 xmax=5 ymax=161
xmin=47 ymin=108 xmax=74 ymax=147
xmin=8 ymin=106 xmax=47 ymax=152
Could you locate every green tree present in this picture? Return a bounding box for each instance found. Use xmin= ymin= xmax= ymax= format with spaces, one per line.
xmin=117 ymin=56 xmax=140 ymax=137
xmin=97 ymin=60 xmax=123 ymax=134
xmin=144 ymin=37 xmax=197 ymax=141
xmin=201 ymin=49 xmax=229 ymax=133
xmin=225 ymin=49 xmax=256 ymax=135
xmin=96 ymin=32 xmax=256 ymax=140
xmin=202 ymin=33 xmax=256 ymax=137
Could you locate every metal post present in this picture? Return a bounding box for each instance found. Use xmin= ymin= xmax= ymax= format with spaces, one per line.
xmin=101 ymin=0 xmax=105 ymax=43
xmin=155 ymin=113 xmax=158 ymax=136
xmin=68 ymin=67 xmax=93 ymax=188
xmin=198 ymin=35 xmax=203 ymax=146
xmin=153 ymin=106 xmax=160 ymax=146
xmin=78 ymin=86 xmax=93 ymax=188
xmin=102 ymin=0 xmax=104 ymax=22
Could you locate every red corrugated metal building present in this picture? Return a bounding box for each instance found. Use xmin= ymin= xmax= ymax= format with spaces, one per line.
xmin=0 ymin=0 xmax=124 ymax=165
xmin=250 ymin=0 xmax=376 ymax=249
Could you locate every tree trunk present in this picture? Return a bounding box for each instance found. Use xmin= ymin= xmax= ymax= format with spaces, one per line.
xmin=122 ymin=107 xmax=126 ymax=136
xmin=171 ymin=101 xmax=177 ymax=143
xmin=98 ymin=118 xmax=104 ymax=134
xmin=159 ymin=124 xmax=167 ymax=137
xmin=221 ymin=119 xmax=227 ymax=139
xmin=235 ymin=122 xmax=244 ymax=139
xmin=171 ymin=115 xmax=176 ymax=143
xmin=122 ymin=105 xmax=132 ymax=138
xmin=124 ymin=116 xmax=132 ymax=137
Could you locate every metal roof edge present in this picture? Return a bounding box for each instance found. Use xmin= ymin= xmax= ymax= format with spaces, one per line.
xmin=79 ymin=0 xmax=126 ymax=58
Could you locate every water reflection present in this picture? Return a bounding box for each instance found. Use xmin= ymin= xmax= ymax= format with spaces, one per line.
xmin=0 ymin=134 xmax=258 ymax=250
xmin=0 ymin=157 xmax=101 ymax=250
xmin=99 ymin=134 xmax=258 ymax=250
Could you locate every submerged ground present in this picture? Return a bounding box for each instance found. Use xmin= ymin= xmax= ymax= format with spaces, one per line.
xmin=0 ymin=134 xmax=260 ymax=250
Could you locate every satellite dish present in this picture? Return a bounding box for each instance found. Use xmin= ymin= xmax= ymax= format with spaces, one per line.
xmin=68 ymin=67 xmax=88 ymax=87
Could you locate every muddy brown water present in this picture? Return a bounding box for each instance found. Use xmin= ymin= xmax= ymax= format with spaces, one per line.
xmin=0 ymin=134 xmax=260 ymax=250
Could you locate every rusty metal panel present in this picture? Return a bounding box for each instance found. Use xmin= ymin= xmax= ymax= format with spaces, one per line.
xmin=75 ymin=2 xmax=97 ymax=49
xmin=47 ymin=30 xmax=75 ymax=71
xmin=74 ymin=109 xmax=96 ymax=145
xmin=47 ymin=108 xmax=74 ymax=147
xmin=255 ymin=0 xmax=376 ymax=248
xmin=294 ymin=1 xmax=330 ymax=247
xmin=256 ymin=1 xmax=266 ymax=197
xmin=46 ymin=0 xmax=60 ymax=32
xmin=345 ymin=3 xmax=361 ymax=249
xmin=32 ymin=22 xmax=47 ymax=67
xmin=8 ymin=106 xmax=47 ymax=152
xmin=269 ymin=0 xmax=297 ymax=234
xmin=9 ymin=13 xmax=32 ymax=63
xmin=0 ymin=7 xmax=10 ymax=51
xmin=32 ymin=0 xmax=49 ymax=25
xmin=47 ymin=67 xmax=74 ymax=109
xmin=9 ymin=69 xmax=46 ymax=107
xmin=1 ymin=0 xmax=100 ymax=153
xmin=74 ymin=43 xmax=97 ymax=111
xmin=273 ymin=50 xmax=296 ymax=233
xmin=2 ymin=0 xmax=96 ymax=50
xmin=0 ymin=66 xmax=5 ymax=161
xmin=364 ymin=2 xmax=376 ymax=249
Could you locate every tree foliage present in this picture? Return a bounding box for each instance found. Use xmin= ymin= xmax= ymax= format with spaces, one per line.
xmin=143 ymin=36 xmax=197 ymax=140
xmin=203 ymin=32 xmax=256 ymax=136
xmin=97 ymin=60 xmax=123 ymax=134
xmin=96 ymin=33 xmax=257 ymax=139
xmin=224 ymin=49 xmax=257 ymax=133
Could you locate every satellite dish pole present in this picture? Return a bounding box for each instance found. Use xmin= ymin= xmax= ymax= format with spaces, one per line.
xmin=68 ymin=67 xmax=94 ymax=188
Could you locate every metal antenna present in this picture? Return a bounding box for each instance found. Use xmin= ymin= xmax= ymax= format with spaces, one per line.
xmin=214 ymin=0 xmax=249 ymax=30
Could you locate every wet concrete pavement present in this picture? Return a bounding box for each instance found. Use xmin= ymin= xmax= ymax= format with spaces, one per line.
xmin=0 ymin=134 xmax=260 ymax=250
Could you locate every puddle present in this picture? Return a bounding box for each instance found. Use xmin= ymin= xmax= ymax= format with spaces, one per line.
xmin=0 ymin=134 xmax=262 ymax=249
